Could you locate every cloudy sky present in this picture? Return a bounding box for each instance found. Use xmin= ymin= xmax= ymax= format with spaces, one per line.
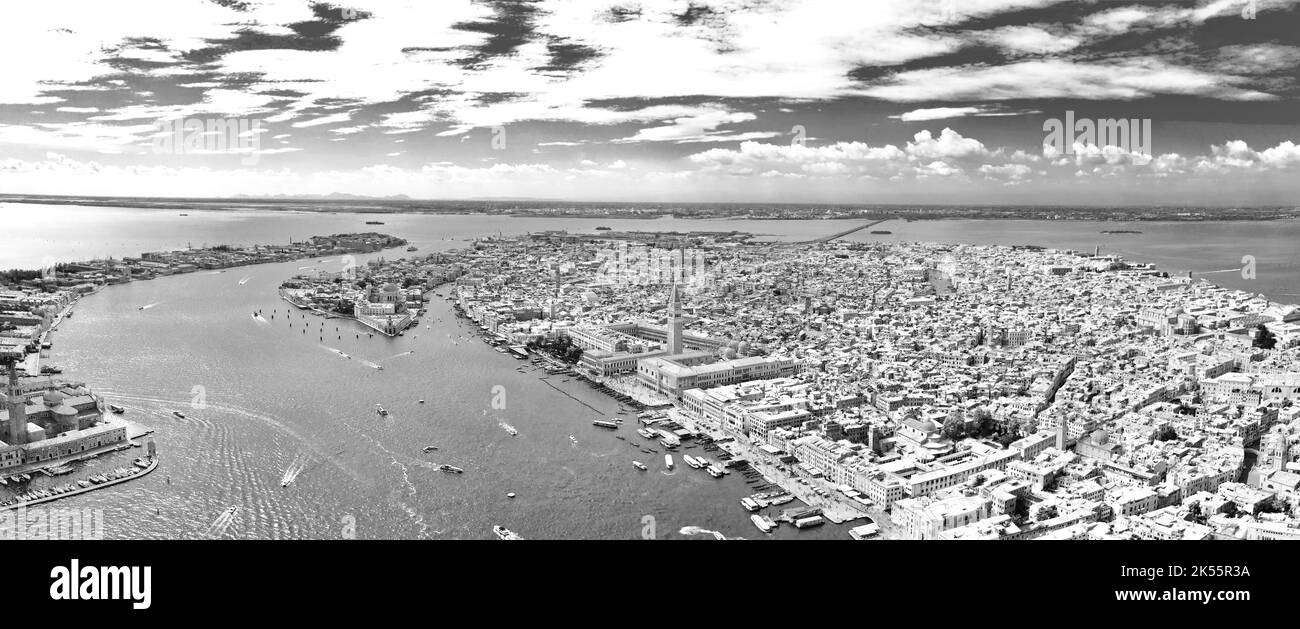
xmin=1 ymin=0 xmax=1298 ymax=204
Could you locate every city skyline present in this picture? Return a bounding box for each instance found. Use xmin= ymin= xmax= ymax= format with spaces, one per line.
xmin=0 ymin=0 xmax=1297 ymax=204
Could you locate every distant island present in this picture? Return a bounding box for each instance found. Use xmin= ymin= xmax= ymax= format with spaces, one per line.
xmin=1101 ymin=230 xmax=1143 ymax=234
xmin=870 ymin=230 xmax=892 ymax=234
xmin=1 ymin=193 xmax=1298 ymax=222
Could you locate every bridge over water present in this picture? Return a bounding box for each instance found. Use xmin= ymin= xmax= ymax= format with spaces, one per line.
xmin=801 ymin=218 xmax=892 ymax=244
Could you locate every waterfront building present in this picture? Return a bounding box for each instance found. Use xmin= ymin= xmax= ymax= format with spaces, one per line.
xmin=355 ymin=282 xmax=414 ymax=336
xmin=0 ymin=372 xmax=128 ymax=469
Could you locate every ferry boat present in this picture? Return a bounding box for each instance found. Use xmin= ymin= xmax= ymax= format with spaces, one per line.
xmin=172 ymin=411 xmax=186 ymax=419
xmin=741 ymin=497 xmax=761 ymax=512
xmin=438 ymin=464 xmax=464 ymax=474
xmin=636 ymin=428 xmax=657 ymax=439
xmin=751 ymin=514 xmax=776 ymax=534
xmin=109 ymin=404 xmax=126 ymax=414
xmin=592 ymin=419 xmax=619 ymax=429
xmin=664 ymin=454 xmax=674 ymax=470
xmin=706 ymin=465 xmax=725 ymax=478
xmin=683 ymin=455 xmax=703 ymax=469
xmin=794 ymin=515 xmax=825 ymax=529
xmin=632 ymin=461 xmax=647 ymax=471
xmin=406 ymin=246 xmax=419 ymax=252
xmin=493 ymin=525 xmax=523 ymax=540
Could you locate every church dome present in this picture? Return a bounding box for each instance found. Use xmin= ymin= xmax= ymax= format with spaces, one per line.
xmin=43 ymin=390 xmax=66 ymax=406
xmin=1091 ymin=429 xmax=1109 ymax=444
xmin=918 ymin=419 xmax=937 ymax=432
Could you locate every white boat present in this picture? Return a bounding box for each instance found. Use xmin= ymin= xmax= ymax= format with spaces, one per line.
xmin=376 ymin=404 xmax=388 ymax=417
xmin=664 ymin=454 xmax=674 ymax=470
xmin=706 ymin=464 xmax=724 ymax=478
xmin=849 ymin=522 xmax=881 ymax=540
xmin=682 ymin=455 xmax=702 ymax=469
xmin=592 ymin=419 xmax=618 ymax=429
xmin=493 ymin=525 xmax=523 ymax=540
xmin=502 ymin=423 xmax=518 ymax=436
xmin=751 ymin=514 xmax=775 ymax=534
xmin=632 ymin=461 xmax=647 ymax=471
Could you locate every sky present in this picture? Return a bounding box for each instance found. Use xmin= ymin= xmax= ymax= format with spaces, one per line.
xmin=0 ymin=0 xmax=1298 ymax=205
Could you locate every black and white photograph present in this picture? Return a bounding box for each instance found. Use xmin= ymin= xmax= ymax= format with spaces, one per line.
xmin=2 ymin=0 xmax=1297 ymax=613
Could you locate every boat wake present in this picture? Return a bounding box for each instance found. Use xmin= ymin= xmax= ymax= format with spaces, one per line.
xmin=251 ymin=313 xmax=271 ymax=326
xmin=205 ymin=506 xmax=240 ymax=538
xmin=387 ymin=350 xmax=415 ymax=360
xmin=238 ymin=275 xmax=253 ymax=285
xmin=679 ymin=526 xmax=740 ymax=541
xmin=321 ymin=345 xmax=353 ymax=360
xmin=93 ymin=389 xmax=368 ymax=485
xmin=349 ymin=430 xmax=434 ymax=538
xmin=499 ymin=421 xmax=518 ymax=436
xmin=279 ymin=454 xmax=309 ymax=487
xmin=138 ymin=301 xmax=163 ymax=311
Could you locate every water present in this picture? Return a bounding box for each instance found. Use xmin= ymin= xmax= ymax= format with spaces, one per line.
xmin=5 ymin=203 xmax=1300 ymax=539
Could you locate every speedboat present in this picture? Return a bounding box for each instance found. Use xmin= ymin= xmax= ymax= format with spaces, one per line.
xmin=172 ymin=411 xmax=186 ymax=419
xmin=376 ymin=404 xmax=388 ymax=417
xmin=109 ymin=404 xmax=126 ymax=414
xmin=422 ymin=445 xmax=439 ymax=452
xmin=493 ymin=525 xmax=523 ymax=540
xmin=632 ymin=461 xmax=647 ymax=471
xmin=438 ymin=464 xmax=464 ymax=474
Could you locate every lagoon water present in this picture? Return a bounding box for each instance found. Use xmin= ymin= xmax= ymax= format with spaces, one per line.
xmin=3 ymin=202 xmax=1298 ymax=539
